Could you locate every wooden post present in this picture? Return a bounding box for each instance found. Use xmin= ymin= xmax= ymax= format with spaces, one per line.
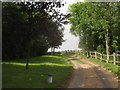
xmin=87 ymin=51 xmax=90 ymax=57
xmin=100 ymin=53 xmax=103 ymax=61
xmin=78 ymin=50 xmax=80 ymax=55
xmin=87 ymin=51 xmax=88 ymax=57
xmin=95 ymin=51 xmax=97 ymax=59
xmin=89 ymin=51 xmax=91 ymax=57
xmin=26 ymin=59 xmax=29 ymax=70
xmin=90 ymin=51 xmax=92 ymax=57
xmin=113 ymin=52 xmax=116 ymax=65
xmin=83 ymin=51 xmax=84 ymax=55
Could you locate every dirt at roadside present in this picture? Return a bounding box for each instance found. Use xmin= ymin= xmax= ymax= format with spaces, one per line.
xmin=68 ymin=60 xmax=103 ymax=88
xmin=59 ymin=55 xmax=119 ymax=88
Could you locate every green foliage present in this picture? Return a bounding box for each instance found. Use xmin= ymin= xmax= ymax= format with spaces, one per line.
xmin=112 ymin=40 xmax=118 ymax=52
xmin=2 ymin=2 xmax=66 ymax=60
xmin=97 ymin=45 xmax=105 ymax=54
xmin=68 ymin=2 xmax=120 ymax=53
xmin=2 ymin=55 xmax=72 ymax=88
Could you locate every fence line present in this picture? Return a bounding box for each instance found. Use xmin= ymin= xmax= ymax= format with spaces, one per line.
xmin=61 ymin=50 xmax=120 ymax=65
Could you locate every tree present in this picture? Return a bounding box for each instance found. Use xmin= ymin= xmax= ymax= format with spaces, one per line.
xmin=68 ymin=2 xmax=120 ymax=62
xmin=2 ymin=2 xmax=66 ymax=60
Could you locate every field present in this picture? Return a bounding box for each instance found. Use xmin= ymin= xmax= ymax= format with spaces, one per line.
xmin=2 ymin=55 xmax=72 ymax=88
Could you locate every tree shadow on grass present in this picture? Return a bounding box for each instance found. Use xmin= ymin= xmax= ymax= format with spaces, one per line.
xmin=2 ymin=63 xmax=72 ymax=88
xmin=3 ymin=55 xmax=67 ymax=65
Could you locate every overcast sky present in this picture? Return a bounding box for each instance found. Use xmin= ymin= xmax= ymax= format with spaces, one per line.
xmin=48 ymin=0 xmax=84 ymax=52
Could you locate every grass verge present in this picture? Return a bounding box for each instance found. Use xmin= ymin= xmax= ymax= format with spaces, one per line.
xmin=70 ymin=57 xmax=86 ymax=64
xmin=75 ymin=54 xmax=120 ymax=78
xmin=2 ymin=55 xmax=72 ymax=88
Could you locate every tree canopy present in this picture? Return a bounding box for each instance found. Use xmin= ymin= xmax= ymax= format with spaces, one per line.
xmin=68 ymin=2 xmax=120 ymax=60
xmin=2 ymin=2 xmax=66 ymax=60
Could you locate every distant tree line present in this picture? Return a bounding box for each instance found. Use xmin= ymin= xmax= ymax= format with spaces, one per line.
xmin=68 ymin=2 xmax=120 ymax=61
xmin=2 ymin=2 xmax=67 ymax=60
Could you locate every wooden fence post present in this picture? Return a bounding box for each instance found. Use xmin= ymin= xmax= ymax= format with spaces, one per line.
xmin=95 ymin=51 xmax=97 ymax=59
xmin=113 ymin=52 xmax=116 ymax=65
xmin=87 ymin=51 xmax=89 ymax=57
xmin=82 ymin=51 xmax=84 ymax=55
xmin=88 ymin=51 xmax=90 ymax=57
xmin=90 ymin=51 xmax=91 ymax=57
xmin=79 ymin=50 xmax=80 ymax=54
xmin=100 ymin=53 xmax=103 ymax=61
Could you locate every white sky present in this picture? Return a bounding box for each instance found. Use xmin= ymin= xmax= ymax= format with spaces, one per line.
xmin=48 ymin=0 xmax=84 ymax=52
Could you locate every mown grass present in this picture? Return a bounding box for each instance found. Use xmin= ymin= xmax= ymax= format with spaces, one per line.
xmin=2 ymin=55 xmax=72 ymax=88
xmin=75 ymin=54 xmax=120 ymax=78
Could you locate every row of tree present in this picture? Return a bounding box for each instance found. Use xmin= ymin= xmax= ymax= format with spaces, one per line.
xmin=68 ymin=2 xmax=120 ymax=62
xmin=2 ymin=2 xmax=66 ymax=60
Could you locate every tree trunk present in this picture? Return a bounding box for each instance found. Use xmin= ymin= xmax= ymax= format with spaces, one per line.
xmin=105 ymin=29 xmax=110 ymax=63
xmin=51 ymin=47 xmax=53 ymax=55
xmin=51 ymin=47 xmax=55 ymax=55
xmin=53 ymin=47 xmax=55 ymax=55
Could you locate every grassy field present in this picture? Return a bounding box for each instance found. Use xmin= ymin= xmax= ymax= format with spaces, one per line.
xmin=2 ymin=55 xmax=72 ymax=88
xmin=75 ymin=54 xmax=120 ymax=78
